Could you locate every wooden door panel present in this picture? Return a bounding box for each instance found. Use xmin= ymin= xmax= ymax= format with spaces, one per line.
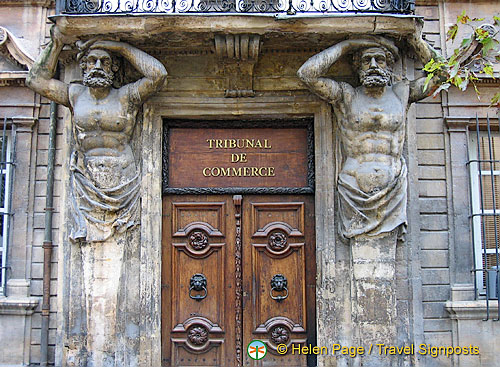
xmin=243 ymin=196 xmax=315 ymax=367
xmin=163 ymin=195 xmax=315 ymax=367
xmin=163 ymin=196 xmax=236 ymax=367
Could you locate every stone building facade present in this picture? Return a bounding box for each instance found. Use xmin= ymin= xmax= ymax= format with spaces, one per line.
xmin=0 ymin=0 xmax=499 ymax=366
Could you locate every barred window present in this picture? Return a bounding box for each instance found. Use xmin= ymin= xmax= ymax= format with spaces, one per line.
xmin=468 ymin=116 xmax=500 ymax=307
xmin=0 ymin=130 xmax=13 ymax=295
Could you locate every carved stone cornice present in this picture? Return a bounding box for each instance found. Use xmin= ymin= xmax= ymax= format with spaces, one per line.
xmin=0 ymin=296 xmax=40 ymax=316
xmin=0 ymin=117 xmax=37 ymax=132
xmin=0 ymin=27 xmax=35 ymax=70
xmin=475 ymin=76 xmax=500 ymax=86
xmin=0 ymin=71 xmax=28 ymax=86
xmin=214 ymin=34 xmax=260 ymax=98
xmin=445 ymin=116 xmax=470 ymax=132
xmin=446 ymin=300 xmax=500 ymax=320
xmin=0 ymin=0 xmax=54 ymax=6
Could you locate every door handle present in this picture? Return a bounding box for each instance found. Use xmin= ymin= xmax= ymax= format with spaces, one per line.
xmin=189 ymin=273 xmax=208 ymax=301
xmin=270 ymin=274 xmax=288 ymax=302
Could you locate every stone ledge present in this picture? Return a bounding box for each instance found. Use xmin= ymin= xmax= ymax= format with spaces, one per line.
xmin=54 ymin=14 xmax=421 ymax=50
xmin=0 ymin=296 xmax=39 ymax=316
xmin=445 ymin=300 xmax=500 ymax=320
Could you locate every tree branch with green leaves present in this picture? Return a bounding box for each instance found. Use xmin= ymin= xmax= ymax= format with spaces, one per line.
xmin=423 ymin=11 xmax=500 ymax=107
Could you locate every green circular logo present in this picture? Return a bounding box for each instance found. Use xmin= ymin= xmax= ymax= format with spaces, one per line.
xmin=247 ymin=340 xmax=267 ymax=360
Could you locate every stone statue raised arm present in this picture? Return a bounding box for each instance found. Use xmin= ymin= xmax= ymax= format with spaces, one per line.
xmin=27 ymin=28 xmax=167 ymax=242
xmin=297 ymin=32 xmax=440 ymax=239
xmin=27 ymin=29 xmax=167 ymax=366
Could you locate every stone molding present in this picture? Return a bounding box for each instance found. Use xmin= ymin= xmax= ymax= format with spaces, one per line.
xmin=0 ymin=27 xmax=35 ymax=70
xmin=0 ymin=279 xmax=39 ymax=316
xmin=54 ymin=15 xmax=420 ymax=44
xmin=0 ymin=0 xmax=53 ymax=6
xmin=446 ymin=300 xmax=500 ymax=320
xmin=215 ymin=34 xmax=260 ymax=97
xmin=0 ymin=296 xmax=39 ymax=316
xmin=0 ymin=72 xmax=28 ymax=86
xmin=445 ymin=116 xmax=470 ymax=132
xmin=0 ymin=117 xmax=37 ymax=132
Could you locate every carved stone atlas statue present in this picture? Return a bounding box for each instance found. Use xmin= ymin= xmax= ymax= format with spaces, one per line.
xmin=298 ymin=31 xmax=440 ymax=240
xmin=27 ymin=28 xmax=167 ymax=243
xmin=298 ymin=32 xmax=437 ymax=238
xmin=298 ymin=29 xmax=442 ymax=367
xmin=27 ymin=27 xmax=167 ymax=366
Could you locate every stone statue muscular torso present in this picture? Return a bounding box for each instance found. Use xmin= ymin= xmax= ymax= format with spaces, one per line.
xmin=27 ymin=31 xmax=167 ymax=242
xmin=298 ymin=34 xmax=440 ymax=239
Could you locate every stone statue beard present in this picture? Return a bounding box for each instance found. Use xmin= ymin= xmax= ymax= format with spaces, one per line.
xmin=83 ymin=69 xmax=114 ymax=88
xmin=358 ymin=67 xmax=392 ymax=88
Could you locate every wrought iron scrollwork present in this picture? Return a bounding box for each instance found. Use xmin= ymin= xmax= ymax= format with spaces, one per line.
xmin=59 ymin=0 xmax=415 ymax=14
xmin=270 ymin=274 xmax=288 ymax=302
xmin=189 ymin=273 xmax=208 ymax=301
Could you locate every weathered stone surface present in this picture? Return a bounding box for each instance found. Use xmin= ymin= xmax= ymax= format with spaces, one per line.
xmin=26 ymin=28 xmax=166 ymax=366
xmin=297 ymin=29 xmax=442 ymax=366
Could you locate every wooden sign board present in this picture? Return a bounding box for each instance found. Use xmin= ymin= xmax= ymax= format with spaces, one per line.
xmin=167 ymin=128 xmax=309 ymax=189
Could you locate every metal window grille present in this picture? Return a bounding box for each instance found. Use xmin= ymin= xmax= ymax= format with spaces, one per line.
xmin=468 ymin=115 xmax=500 ymax=321
xmin=0 ymin=118 xmax=14 ymax=296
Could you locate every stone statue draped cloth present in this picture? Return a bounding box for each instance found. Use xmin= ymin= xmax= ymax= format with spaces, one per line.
xmin=337 ymin=156 xmax=407 ymax=239
xmin=69 ymin=150 xmax=140 ymax=242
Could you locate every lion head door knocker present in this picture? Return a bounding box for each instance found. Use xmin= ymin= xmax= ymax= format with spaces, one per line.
xmin=189 ymin=273 xmax=208 ymax=301
xmin=270 ymin=274 xmax=288 ymax=302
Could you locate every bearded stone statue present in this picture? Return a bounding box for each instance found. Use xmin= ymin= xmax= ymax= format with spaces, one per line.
xmin=27 ymin=29 xmax=167 ymax=366
xmin=298 ymin=35 xmax=440 ymax=240
xmin=28 ymin=33 xmax=167 ymax=242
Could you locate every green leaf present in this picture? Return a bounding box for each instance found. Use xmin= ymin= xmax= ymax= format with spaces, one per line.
xmin=490 ymin=92 xmax=500 ymax=108
xmin=423 ymin=72 xmax=434 ymax=92
xmin=494 ymin=15 xmax=500 ymax=26
xmin=432 ymin=83 xmax=451 ymax=97
xmin=458 ymin=10 xmax=471 ymax=24
xmin=423 ymin=58 xmax=434 ymax=72
xmin=447 ymin=24 xmax=459 ymax=42
xmin=472 ymin=18 xmax=485 ymax=22
xmin=481 ymin=38 xmax=496 ymax=56
xmin=461 ymin=37 xmax=472 ymax=48
xmin=459 ymin=78 xmax=469 ymax=91
xmin=484 ymin=64 xmax=494 ymax=76
xmin=449 ymin=64 xmax=460 ymax=79
xmin=452 ymin=75 xmax=463 ymax=88
xmin=475 ymin=28 xmax=489 ymax=41
xmin=473 ymin=84 xmax=481 ymax=97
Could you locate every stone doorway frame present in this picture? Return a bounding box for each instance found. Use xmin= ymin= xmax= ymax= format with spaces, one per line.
xmin=138 ymin=94 xmax=335 ymax=366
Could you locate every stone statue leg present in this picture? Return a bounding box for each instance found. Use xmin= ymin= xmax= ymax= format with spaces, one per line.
xmin=350 ymin=230 xmax=398 ymax=367
xmin=81 ymin=237 xmax=125 ymax=367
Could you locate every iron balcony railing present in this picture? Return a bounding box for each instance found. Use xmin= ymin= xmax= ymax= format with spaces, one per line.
xmin=56 ymin=0 xmax=414 ymax=15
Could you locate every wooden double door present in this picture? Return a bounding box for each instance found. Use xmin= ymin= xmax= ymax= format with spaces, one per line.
xmin=162 ymin=195 xmax=316 ymax=366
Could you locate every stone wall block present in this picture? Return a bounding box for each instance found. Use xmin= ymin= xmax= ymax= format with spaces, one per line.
xmin=421 ymin=250 xmax=449 ymax=268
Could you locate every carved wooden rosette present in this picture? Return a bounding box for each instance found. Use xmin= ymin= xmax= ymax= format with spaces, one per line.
xmin=171 ymin=317 xmax=224 ymax=353
xmin=233 ymin=195 xmax=243 ymax=367
xmin=254 ymin=317 xmax=307 ymax=353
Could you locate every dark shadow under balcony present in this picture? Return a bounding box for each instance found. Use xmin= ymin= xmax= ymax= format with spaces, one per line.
xmin=57 ymin=0 xmax=415 ymax=15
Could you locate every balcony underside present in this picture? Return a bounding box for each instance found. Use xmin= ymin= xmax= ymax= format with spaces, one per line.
xmin=54 ymin=13 xmax=421 ymax=49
